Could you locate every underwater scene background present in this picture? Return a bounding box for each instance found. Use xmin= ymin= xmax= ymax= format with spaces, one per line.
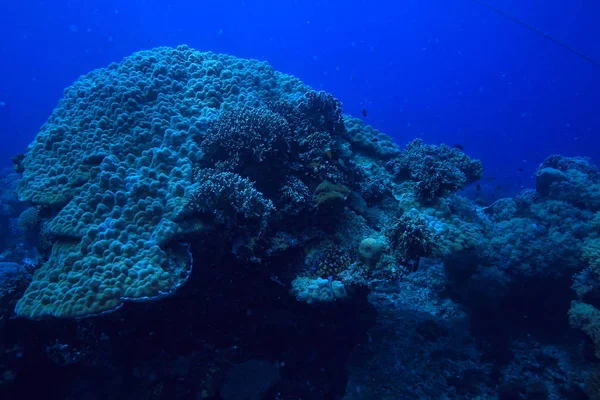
xmin=1 ymin=1 xmax=600 ymax=399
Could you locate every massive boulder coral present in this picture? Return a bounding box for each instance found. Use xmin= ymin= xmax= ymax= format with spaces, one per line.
xmin=15 ymin=45 xmax=315 ymax=319
xmin=535 ymin=155 xmax=600 ymax=210
xmin=344 ymin=116 xmax=400 ymax=159
xmin=14 ymin=44 xmax=486 ymax=322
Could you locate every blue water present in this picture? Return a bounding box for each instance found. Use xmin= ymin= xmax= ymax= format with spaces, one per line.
xmin=1 ymin=0 xmax=599 ymax=196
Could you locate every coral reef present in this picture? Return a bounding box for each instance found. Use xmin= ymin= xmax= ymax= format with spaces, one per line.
xmin=358 ymin=237 xmax=384 ymax=266
xmin=185 ymin=168 xmax=274 ymax=244
xmin=17 ymin=207 xmax=40 ymax=234
xmin=344 ymin=116 xmax=400 ymax=159
xmin=388 ymin=139 xmax=483 ymax=202
xmin=314 ymin=179 xmax=350 ymax=216
xmin=201 ymin=106 xmax=291 ymax=172
xmin=386 ymin=209 xmax=438 ymax=266
xmin=305 ymin=240 xmax=354 ymax=278
xmin=535 ymin=154 xmax=600 ymax=210
xmin=569 ymin=301 xmax=600 ymax=357
xmin=14 ymin=46 xmax=312 ymax=319
xmin=291 ymin=276 xmax=348 ymax=304
xmin=1 ymin=47 xmax=598 ymax=400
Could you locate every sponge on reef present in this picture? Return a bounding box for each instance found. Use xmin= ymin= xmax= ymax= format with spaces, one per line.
xmin=16 ymin=45 xmax=313 ymax=319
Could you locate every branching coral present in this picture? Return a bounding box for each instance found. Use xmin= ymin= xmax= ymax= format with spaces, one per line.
xmin=298 ymin=131 xmax=337 ymax=165
xmin=306 ymin=242 xmax=353 ymax=278
xmin=268 ymin=91 xmax=347 ymax=184
xmin=296 ymin=90 xmax=345 ymax=137
xmin=201 ymin=106 xmax=291 ymax=171
xmin=388 ymin=139 xmax=483 ymax=202
xmin=266 ymin=90 xmax=343 ymax=143
xmin=187 ymin=168 xmax=274 ymax=237
xmin=359 ymin=174 xmax=390 ymax=202
xmin=386 ymin=210 xmax=438 ymax=267
xmin=278 ymin=176 xmax=312 ymax=217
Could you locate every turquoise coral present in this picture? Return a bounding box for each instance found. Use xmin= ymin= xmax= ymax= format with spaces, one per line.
xmin=15 ymin=46 xmax=313 ymax=319
xmin=13 ymin=45 xmax=492 ymax=322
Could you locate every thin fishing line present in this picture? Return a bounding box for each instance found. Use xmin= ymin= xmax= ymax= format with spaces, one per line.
xmin=468 ymin=0 xmax=600 ymax=69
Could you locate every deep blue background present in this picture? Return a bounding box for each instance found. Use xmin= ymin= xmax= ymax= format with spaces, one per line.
xmin=1 ymin=0 xmax=599 ymax=196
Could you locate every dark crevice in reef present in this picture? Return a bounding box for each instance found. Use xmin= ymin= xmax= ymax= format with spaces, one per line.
xmin=1 ymin=247 xmax=376 ymax=400
xmin=445 ymin=253 xmax=579 ymax=365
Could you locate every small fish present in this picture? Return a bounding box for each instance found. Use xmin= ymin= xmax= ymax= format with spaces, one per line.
xmin=495 ymin=185 xmax=503 ymax=191
xmin=453 ymin=144 xmax=464 ymax=151
xmin=476 ymin=184 xmax=481 ymax=191
xmin=484 ymin=176 xmax=497 ymax=181
xmin=361 ymin=108 xmax=368 ymax=117
xmin=518 ymin=167 xmax=524 ymax=172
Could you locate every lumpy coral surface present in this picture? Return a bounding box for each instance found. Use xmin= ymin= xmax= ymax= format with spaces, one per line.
xmin=16 ymin=45 xmax=312 ymax=318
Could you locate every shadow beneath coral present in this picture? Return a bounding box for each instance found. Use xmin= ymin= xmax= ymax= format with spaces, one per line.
xmin=1 ymin=243 xmax=376 ymax=400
